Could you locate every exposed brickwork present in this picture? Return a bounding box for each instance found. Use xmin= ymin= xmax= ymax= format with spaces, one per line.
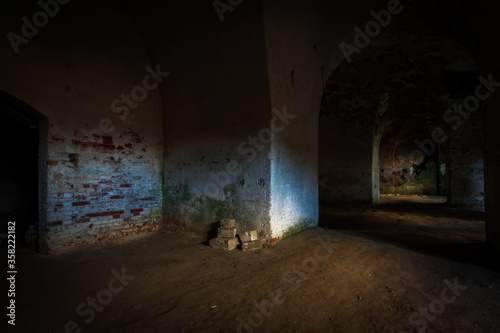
xmin=45 ymin=128 xmax=163 ymax=253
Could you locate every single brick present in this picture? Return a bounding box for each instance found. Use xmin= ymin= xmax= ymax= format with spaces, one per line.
xmin=220 ymin=218 xmax=236 ymax=228
xmin=218 ymin=227 xmax=237 ymax=238
xmin=209 ymin=237 xmax=239 ymax=251
xmin=48 ymin=221 xmax=63 ymax=227
xmin=242 ymin=239 xmax=262 ymax=252
xmin=72 ymin=201 xmax=90 ymax=206
xmin=239 ymin=230 xmax=258 ymax=243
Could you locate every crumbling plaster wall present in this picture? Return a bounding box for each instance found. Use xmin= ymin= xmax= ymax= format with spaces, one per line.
xmin=129 ymin=0 xmax=377 ymax=243
xmin=129 ymin=1 xmax=274 ymax=239
xmin=0 ymin=0 xmax=163 ymax=253
xmin=263 ymin=0 xmax=376 ymax=240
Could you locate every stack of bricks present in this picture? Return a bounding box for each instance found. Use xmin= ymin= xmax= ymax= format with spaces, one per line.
xmin=209 ymin=218 xmax=239 ymax=251
xmin=209 ymin=218 xmax=263 ymax=251
xmin=239 ymin=230 xmax=262 ymax=251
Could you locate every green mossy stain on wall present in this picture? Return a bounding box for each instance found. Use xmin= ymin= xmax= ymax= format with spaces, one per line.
xmin=280 ymin=218 xmax=316 ymax=240
xmin=164 ymin=180 xmax=259 ymax=232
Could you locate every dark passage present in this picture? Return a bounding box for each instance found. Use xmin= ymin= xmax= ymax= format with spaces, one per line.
xmin=0 ymin=111 xmax=38 ymax=248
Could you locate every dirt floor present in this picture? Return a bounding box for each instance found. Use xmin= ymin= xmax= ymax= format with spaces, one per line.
xmin=7 ymin=195 xmax=500 ymax=332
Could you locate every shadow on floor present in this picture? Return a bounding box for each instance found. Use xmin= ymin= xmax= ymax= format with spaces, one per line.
xmin=318 ymin=199 xmax=499 ymax=272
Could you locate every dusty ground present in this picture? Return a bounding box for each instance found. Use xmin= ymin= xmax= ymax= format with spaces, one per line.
xmin=6 ymin=195 xmax=500 ymax=332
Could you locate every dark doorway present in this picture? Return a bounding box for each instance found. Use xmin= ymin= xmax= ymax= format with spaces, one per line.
xmin=0 ymin=116 xmax=38 ymax=248
xmin=0 ymin=92 xmax=47 ymax=251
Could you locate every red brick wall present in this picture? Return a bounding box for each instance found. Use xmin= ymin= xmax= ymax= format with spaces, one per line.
xmin=45 ymin=129 xmax=162 ymax=253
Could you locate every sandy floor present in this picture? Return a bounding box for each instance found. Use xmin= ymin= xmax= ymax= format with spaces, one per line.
xmin=8 ymin=197 xmax=500 ymax=332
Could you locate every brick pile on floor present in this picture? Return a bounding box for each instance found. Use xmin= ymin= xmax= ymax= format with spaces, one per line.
xmin=239 ymin=230 xmax=262 ymax=251
xmin=209 ymin=218 xmax=262 ymax=251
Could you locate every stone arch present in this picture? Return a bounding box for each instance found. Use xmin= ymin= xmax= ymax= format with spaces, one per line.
xmin=319 ymin=6 xmax=483 ymax=209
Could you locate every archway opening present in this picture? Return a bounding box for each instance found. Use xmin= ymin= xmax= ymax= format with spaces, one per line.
xmin=318 ymin=14 xmax=487 ymax=266
xmin=378 ymin=119 xmax=448 ymax=205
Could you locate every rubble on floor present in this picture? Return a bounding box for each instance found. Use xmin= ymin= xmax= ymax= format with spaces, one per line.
xmin=209 ymin=218 xmax=262 ymax=251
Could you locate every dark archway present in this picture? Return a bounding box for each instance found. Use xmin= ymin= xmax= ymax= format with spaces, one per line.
xmin=318 ymin=0 xmax=489 ymax=266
